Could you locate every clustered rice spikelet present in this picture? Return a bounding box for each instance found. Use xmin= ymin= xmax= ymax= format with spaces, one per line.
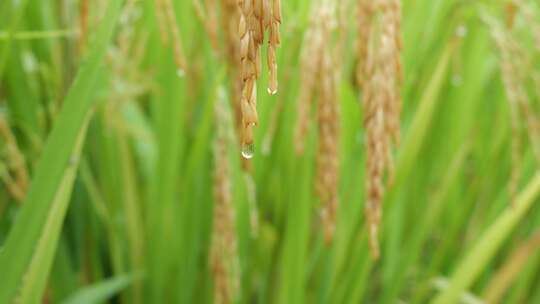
xmin=294 ymin=12 xmax=322 ymax=155
xmin=295 ymin=1 xmax=338 ymax=156
xmin=357 ymin=0 xmax=402 ymax=259
xmin=237 ymin=0 xmax=281 ymax=152
xmin=295 ymin=1 xmax=341 ymax=244
xmin=513 ymin=0 xmax=540 ymax=52
xmin=156 ymin=0 xmax=187 ymax=73
xmin=154 ymin=0 xmax=170 ymax=44
xmin=483 ymin=228 xmax=540 ymax=303
xmin=219 ymin=0 xmax=244 ymax=151
xmin=193 ymin=0 xmax=219 ymax=49
xmin=210 ymin=91 xmax=240 ymax=304
xmin=0 ymin=114 xmax=29 ymax=202
xmin=317 ymin=50 xmax=340 ymax=244
xmin=355 ymin=0 xmax=373 ymax=90
xmin=505 ymin=2 xmax=517 ymax=27
xmin=218 ymin=0 xmax=254 ymax=171
xmin=79 ymin=0 xmax=89 ymax=53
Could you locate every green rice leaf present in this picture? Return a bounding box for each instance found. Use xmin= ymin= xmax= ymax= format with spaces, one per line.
xmin=0 ymin=0 xmax=123 ymax=302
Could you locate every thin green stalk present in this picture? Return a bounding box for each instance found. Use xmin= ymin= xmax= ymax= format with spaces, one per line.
xmin=0 ymin=0 xmax=123 ymax=301
xmin=432 ymin=172 xmax=540 ymax=304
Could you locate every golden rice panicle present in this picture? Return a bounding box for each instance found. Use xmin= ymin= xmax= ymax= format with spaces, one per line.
xmin=210 ymin=90 xmax=240 ymax=304
xmin=360 ymin=0 xmax=403 ymax=259
xmin=79 ymin=0 xmax=89 ymax=53
xmin=363 ymin=47 xmax=385 ymax=260
xmin=317 ymin=48 xmax=340 ymax=245
xmin=219 ymin=0 xmax=254 ymax=170
xmin=356 ymin=0 xmax=374 ymax=89
xmin=294 ymin=1 xmax=341 ymax=243
xmin=505 ymin=1 xmax=517 ymax=28
xmin=315 ymin=1 xmax=340 ymax=245
xmin=163 ymin=0 xmax=187 ymax=73
xmin=0 ymin=113 xmax=29 ymax=203
xmin=294 ymin=2 xmax=334 ymax=156
xmin=385 ymin=0 xmax=403 ymax=156
xmin=237 ymin=0 xmax=281 ymax=156
xmin=294 ymin=9 xmax=323 ymax=156
xmin=219 ymin=0 xmax=243 ymax=134
xmin=238 ymin=0 xmax=259 ymax=154
xmin=220 ymin=0 xmax=241 ymax=75
xmin=193 ymin=0 xmax=219 ymax=50
xmin=154 ymin=0 xmax=170 ymax=45
xmin=391 ymin=0 xmax=403 ymax=87
xmin=267 ymin=0 xmax=281 ymax=95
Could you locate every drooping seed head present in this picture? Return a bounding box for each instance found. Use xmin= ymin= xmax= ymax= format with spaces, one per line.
xmin=210 ymin=90 xmax=240 ymax=304
xmin=359 ymin=0 xmax=403 ymax=259
xmin=236 ymin=0 xmax=281 ymax=156
xmin=295 ymin=0 xmax=341 ymax=244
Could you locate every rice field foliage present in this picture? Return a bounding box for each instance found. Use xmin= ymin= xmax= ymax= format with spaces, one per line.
xmin=1 ymin=0 xmax=540 ymax=303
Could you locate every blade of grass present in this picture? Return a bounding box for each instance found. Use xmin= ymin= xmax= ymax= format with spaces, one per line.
xmin=277 ymin=133 xmax=316 ymax=304
xmin=0 ymin=29 xmax=77 ymax=40
xmin=393 ymin=42 xmax=455 ymax=188
xmin=0 ymin=1 xmax=123 ymax=302
xmin=381 ymin=41 xmax=455 ymax=299
xmin=146 ymin=44 xmax=186 ymax=304
xmin=382 ymin=23 xmax=493 ymax=302
xmin=61 ymin=273 xmax=141 ymax=304
xmin=16 ymin=117 xmax=89 ymax=303
xmin=118 ymin=134 xmax=145 ymax=304
xmin=432 ymin=172 xmax=540 ymax=304
xmin=482 ymin=229 xmax=540 ymax=303
xmin=176 ymin=70 xmax=221 ymax=304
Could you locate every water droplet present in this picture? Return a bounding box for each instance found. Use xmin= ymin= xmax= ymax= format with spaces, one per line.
xmin=267 ymin=87 xmax=277 ymax=95
xmin=456 ymin=25 xmax=467 ymax=38
xmin=241 ymin=143 xmax=255 ymax=159
xmin=22 ymin=51 xmax=37 ymax=73
xmin=176 ymin=68 xmax=185 ymax=78
xmin=451 ymin=74 xmax=463 ymax=87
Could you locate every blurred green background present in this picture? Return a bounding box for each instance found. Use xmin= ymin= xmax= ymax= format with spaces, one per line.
xmin=1 ymin=0 xmax=540 ymax=303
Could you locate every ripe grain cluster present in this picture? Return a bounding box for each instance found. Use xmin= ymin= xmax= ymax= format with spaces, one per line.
xmin=294 ymin=1 xmax=341 ymax=243
xmin=357 ymin=0 xmax=402 ymax=259
xmin=237 ymin=0 xmax=281 ymax=150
